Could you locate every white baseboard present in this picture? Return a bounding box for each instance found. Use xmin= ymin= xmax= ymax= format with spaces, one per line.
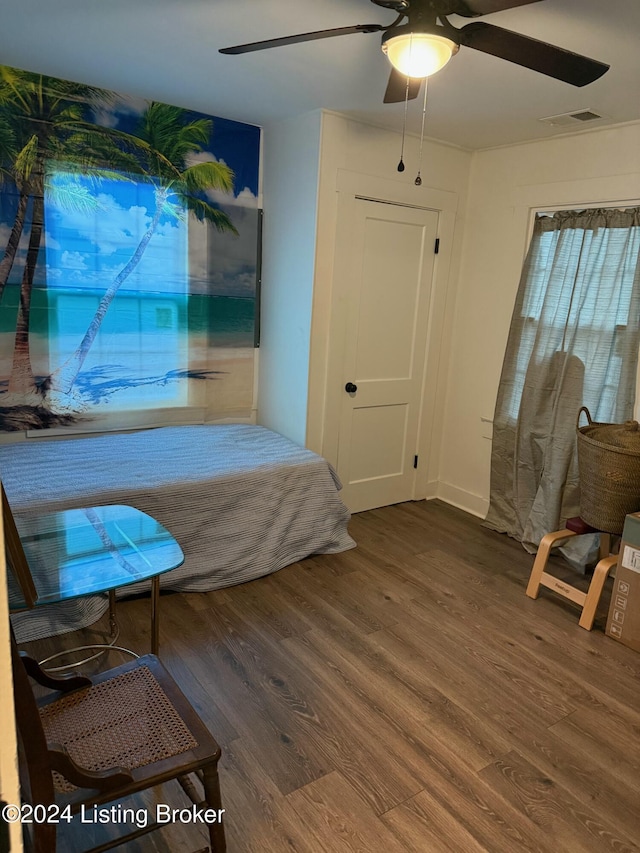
xmin=424 ymin=479 xmax=439 ymax=500
xmin=435 ymin=482 xmax=489 ymax=519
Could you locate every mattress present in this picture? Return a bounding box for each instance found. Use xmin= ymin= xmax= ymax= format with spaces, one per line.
xmin=0 ymin=424 xmax=355 ymax=641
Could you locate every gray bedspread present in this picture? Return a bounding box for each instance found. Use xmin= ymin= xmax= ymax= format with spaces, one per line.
xmin=0 ymin=424 xmax=355 ymax=641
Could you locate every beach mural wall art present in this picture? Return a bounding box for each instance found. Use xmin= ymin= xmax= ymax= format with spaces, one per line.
xmin=0 ymin=64 xmax=261 ymax=433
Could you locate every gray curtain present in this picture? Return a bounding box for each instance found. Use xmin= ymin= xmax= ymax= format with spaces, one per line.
xmin=485 ymin=208 xmax=640 ymax=559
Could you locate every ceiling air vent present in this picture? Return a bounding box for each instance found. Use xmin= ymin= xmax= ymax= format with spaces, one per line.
xmin=538 ymin=109 xmax=605 ymax=127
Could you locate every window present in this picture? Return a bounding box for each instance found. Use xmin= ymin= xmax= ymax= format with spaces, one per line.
xmin=45 ymin=170 xmax=190 ymax=410
xmin=503 ymin=208 xmax=640 ymax=421
xmin=485 ymin=206 xmax=640 ymax=549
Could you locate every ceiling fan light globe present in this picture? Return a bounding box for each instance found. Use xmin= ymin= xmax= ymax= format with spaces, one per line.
xmin=382 ymin=33 xmax=458 ymax=78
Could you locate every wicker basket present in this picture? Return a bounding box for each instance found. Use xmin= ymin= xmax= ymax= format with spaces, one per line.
xmin=576 ymin=406 xmax=640 ymax=534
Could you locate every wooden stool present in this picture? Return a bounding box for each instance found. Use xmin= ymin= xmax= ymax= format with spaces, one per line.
xmin=526 ymin=517 xmax=617 ymax=630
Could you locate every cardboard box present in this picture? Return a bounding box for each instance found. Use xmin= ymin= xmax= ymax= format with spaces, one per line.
xmin=606 ymin=512 xmax=640 ymax=652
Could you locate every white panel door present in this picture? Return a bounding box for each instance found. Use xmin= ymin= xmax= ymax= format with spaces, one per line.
xmin=336 ymin=199 xmax=439 ymax=513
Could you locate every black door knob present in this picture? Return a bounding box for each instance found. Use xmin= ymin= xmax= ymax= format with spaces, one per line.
xmin=345 ymin=382 xmax=358 ymax=394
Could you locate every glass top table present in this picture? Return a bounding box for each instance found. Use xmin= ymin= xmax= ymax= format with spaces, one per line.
xmin=8 ymin=504 xmax=184 ymax=655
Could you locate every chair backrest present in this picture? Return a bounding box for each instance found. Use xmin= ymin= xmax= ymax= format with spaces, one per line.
xmin=2 ymin=482 xmax=37 ymax=607
xmin=9 ymin=630 xmax=57 ymax=813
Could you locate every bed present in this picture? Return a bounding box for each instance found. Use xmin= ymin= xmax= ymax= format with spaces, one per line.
xmin=0 ymin=423 xmax=355 ymax=641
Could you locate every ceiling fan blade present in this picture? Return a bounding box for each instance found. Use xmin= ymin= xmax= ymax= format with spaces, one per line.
xmin=459 ymin=22 xmax=609 ymax=86
xmin=453 ymin=0 xmax=544 ymax=17
xmin=219 ymin=24 xmax=386 ymax=55
xmin=383 ymin=69 xmax=422 ymax=103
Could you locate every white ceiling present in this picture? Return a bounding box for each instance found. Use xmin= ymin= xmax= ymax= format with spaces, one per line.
xmin=1 ymin=0 xmax=639 ymax=150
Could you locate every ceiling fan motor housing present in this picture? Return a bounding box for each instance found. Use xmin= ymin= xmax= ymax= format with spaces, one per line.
xmin=221 ymin=0 xmax=609 ymax=97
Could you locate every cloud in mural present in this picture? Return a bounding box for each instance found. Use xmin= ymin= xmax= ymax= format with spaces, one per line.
xmin=186 ymin=151 xmax=259 ymax=208
xmin=188 ymin=203 xmax=259 ymax=298
xmin=48 ymin=189 xmax=151 ymax=256
xmin=91 ymin=93 xmax=147 ymax=130
xmin=60 ymin=250 xmax=89 ymax=270
xmin=45 ymin=180 xmax=188 ymax=293
xmin=207 ymin=185 xmax=259 ymax=209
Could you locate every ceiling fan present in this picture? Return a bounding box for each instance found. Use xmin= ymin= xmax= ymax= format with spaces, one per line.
xmin=219 ymin=0 xmax=609 ymax=104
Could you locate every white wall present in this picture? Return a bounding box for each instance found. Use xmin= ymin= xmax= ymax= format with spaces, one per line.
xmin=257 ymin=111 xmax=323 ymax=445
xmin=438 ymin=121 xmax=640 ymax=517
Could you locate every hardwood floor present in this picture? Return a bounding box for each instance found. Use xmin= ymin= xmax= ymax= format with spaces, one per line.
xmin=23 ymin=500 xmax=640 ymax=852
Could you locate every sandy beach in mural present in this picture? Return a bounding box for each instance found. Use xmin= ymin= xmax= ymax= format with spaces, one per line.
xmin=198 ymin=347 xmax=255 ymax=413
xmin=0 ymin=309 xmax=256 ymax=431
xmin=0 ymin=346 xmax=255 ymax=432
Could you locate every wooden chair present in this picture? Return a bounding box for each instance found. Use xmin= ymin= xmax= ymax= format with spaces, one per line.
xmin=11 ymin=630 xmax=226 ymax=853
xmin=2 ymin=482 xmax=37 ymax=608
xmin=526 ymin=516 xmax=617 ymax=630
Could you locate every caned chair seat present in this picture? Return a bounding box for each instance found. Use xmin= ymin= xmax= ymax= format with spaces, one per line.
xmin=525 ymin=516 xmax=616 ymax=630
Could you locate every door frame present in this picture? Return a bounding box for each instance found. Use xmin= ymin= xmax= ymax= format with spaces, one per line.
xmin=309 ymin=169 xmax=460 ymax=504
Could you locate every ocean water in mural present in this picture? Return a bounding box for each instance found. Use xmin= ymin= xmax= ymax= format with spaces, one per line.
xmin=0 ymin=286 xmax=257 ymax=407
xmin=0 ymin=64 xmax=261 ymax=431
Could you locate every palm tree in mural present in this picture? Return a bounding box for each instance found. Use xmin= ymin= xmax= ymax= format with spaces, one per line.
xmin=0 ymin=66 xmax=150 ymax=399
xmin=46 ymin=102 xmax=237 ymax=397
xmin=0 ymin=111 xmax=25 ymax=301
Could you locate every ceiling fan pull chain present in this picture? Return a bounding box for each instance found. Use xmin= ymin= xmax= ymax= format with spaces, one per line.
xmin=397 ymin=72 xmax=410 ymax=172
xmin=415 ymin=77 xmax=429 ymax=186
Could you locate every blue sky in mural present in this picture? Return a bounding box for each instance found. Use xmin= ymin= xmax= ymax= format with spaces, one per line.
xmin=90 ymin=95 xmax=260 ymax=196
xmin=45 ymin=174 xmax=190 ymax=295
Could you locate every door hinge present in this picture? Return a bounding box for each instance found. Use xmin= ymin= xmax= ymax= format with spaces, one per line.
xmin=434 ymin=237 xmax=440 ymax=254
xmin=414 ymin=455 xmax=418 ymax=469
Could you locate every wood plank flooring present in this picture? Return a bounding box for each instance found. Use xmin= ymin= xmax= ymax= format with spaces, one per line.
xmin=23 ymin=499 xmax=640 ymax=852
